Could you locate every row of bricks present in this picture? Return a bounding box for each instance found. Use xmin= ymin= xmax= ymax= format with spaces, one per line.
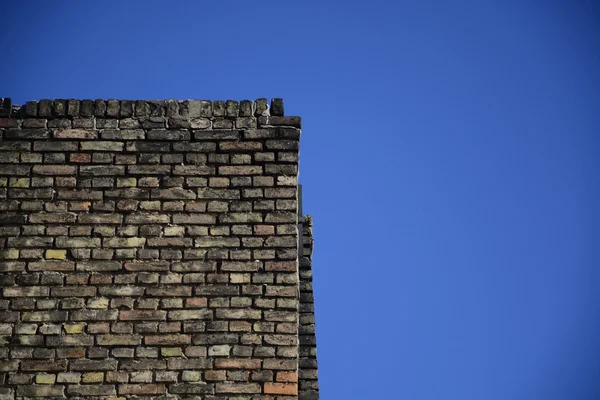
xmin=0 ymin=187 xmax=297 ymax=198
xmin=1 ymin=115 xmax=301 ymax=132
xmin=0 ymin=320 xmax=298 ymax=336
xmin=0 ymin=164 xmax=298 ymax=177
xmin=2 ymin=211 xmax=296 ymax=225
xmin=1 ymin=344 xmax=297 ymax=359
xmin=0 ymin=126 xmax=299 ymax=140
xmin=0 ymin=331 xmax=298 ymax=347
xmin=0 ymin=112 xmax=298 ymax=129
xmin=0 ymin=248 xmax=296 ymax=260
xmin=0 ymin=175 xmax=296 ymax=188
xmin=0 ymin=296 xmax=297 ymax=311
xmin=0 ymin=320 xmax=297 ymax=334
xmin=0 ymin=299 xmax=298 ymax=313
xmin=0 ymin=138 xmax=298 ymax=151
xmin=0 ymin=203 xmax=297 ymax=216
xmin=0 ymin=115 xmax=301 ymax=133
xmin=0 ymin=235 xmax=296 ymax=248
xmin=0 ymin=314 xmax=298 ymax=326
xmin=2 ymin=117 xmax=272 ymax=130
xmin=4 ymin=98 xmax=284 ymax=118
xmin=0 ymin=284 xmax=296 ymax=299
xmin=0 ymin=224 xmax=296 ymax=238
xmin=6 ymin=370 xmax=297 ymax=384
xmin=0 ymin=152 xmax=298 ymax=166
xmin=1 ymin=382 xmax=298 ymax=397
xmin=0 ymin=357 xmax=297 ymax=371
xmin=0 ymin=261 xmax=296 ymax=273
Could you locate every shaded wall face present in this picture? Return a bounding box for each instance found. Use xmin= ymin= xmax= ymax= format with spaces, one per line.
xmin=0 ymin=98 xmax=304 ymax=399
xmin=299 ymin=216 xmax=319 ymax=400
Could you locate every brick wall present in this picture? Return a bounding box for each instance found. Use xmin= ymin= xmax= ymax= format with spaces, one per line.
xmin=0 ymin=97 xmax=318 ymax=399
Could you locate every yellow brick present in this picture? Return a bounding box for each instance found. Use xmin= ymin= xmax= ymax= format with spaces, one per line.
xmin=7 ymin=249 xmax=19 ymax=259
xmin=82 ymin=372 xmax=104 ymax=383
xmin=64 ymin=323 xmax=86 ymax=334
xmin=9 ymin=178 xmax=29 ymax=188
xmin=230 ymin=273 xmax=250 ymax=284
xmin=87 ymin=297 xmax=109 ymax=309
xmin=36 ymin=374 xmax=56 ymax=384
xmin=45 ymin=249 xmax=66 ymax=260
xmin=161 ymin=347 xmax=183 ymax=357
xmin=117 ymin=177 xmax=137 ymax=187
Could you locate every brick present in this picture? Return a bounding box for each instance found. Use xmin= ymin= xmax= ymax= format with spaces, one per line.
xmin=168 ymin=309 xmax=213 ymax=320
xmin=216 ymin=383 xmax=261 ymax=394
xmin=50 ymin=287 xmax=96 ymax=297
xmin=166 ymin=358 xmax=212 ymax=370
xmin=120 ymin=310 xmax=166 ymax=321
xmin=46 ymin=335 xmax=94 ymax=346
xmin=0 ymin=360 xmax=19 ymax=371
xmin=125 ymin=213 xmax=170 ymax=224
xmin=53 ymin=128 xmax=97 ymax=139
xmin=169 ymin=383 xmax=214 ymax=394
xmin=77 ymin=261 xmax=121 ymax=271
xmin=4 ymin=128 xmax=50 ymax=139
xmin=70 ymin=309 xmax=118 ymax=321
xmin=145 ymin=334 xmax=191 ymax=346
xmin=80 ymin=141 xmax=124 ymax=151
xmin=99 ymin=286 xmax=144 ymax=296
xmin=67 ymin=385 xmax=116 ymax=396
xmin=80 ymin=165 xmax=125 ymax=176
xmin=151 ymin=187 xmax=197 ymax=199
xmin=55 ymin=237 xmax=101 ymax=248
xmin=2 ymin=286 xmax=48 ymax=297
xmin=118 ymin=384 xmax=165 ymax=395
xmin=63 ymin=323 xmax=86 ymax=334
xmin=215 ymin=358 xmax=261 ymax=369
xmin=103 ymin=129 xmax=145 ymax=139
xmin=57 ymin=372 xmax=81 ymax=383
xmin=45 ymin=249 xmax=66 ymax=260
xmin=21 ymin=360 xmax=67 ymax=371
xmin=124 ymin=261 xmax=170 ymax=271
xmin=218 ymin=165 xmax=263 ymax=175
xmin=57 ymin=189 xmax=103 ymax=200
xmin=82 ymin=371 xmax=104 ymax=383
xmin=264 ymin=382 xmax=298 ymax=395
xmin=17 ymin=385 xmax=65 ymax=397
xmin=97 ymin=335 xmax=142 ymax=346
xmin=146 ymin=286 xmax=192 ymax=297
xmin=70 ymin=359 xmax=118 ymax=371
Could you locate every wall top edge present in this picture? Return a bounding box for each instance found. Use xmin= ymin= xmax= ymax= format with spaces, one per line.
xmin=0 ymin=98 xmax=294 ymax=119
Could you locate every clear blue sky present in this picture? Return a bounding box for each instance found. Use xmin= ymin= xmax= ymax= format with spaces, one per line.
xmin=2 ymin=1 xmax=599 ymax=398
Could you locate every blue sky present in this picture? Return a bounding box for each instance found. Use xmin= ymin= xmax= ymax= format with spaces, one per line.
xmin=2 ymin=1 xmax=599 ymax=398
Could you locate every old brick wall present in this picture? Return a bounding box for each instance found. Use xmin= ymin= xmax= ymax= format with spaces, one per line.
xmin=0 ymin=97 xmax=317 ymax=399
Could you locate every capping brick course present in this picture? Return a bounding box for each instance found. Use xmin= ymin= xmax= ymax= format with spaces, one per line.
xmin=0 ymin=97 xmax=319 ymax=400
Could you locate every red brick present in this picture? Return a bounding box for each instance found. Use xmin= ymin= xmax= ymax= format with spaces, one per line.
xmin=276 ymin=372 xmax=298 ymax=382
xmin=264 ymin=382 xmax=298 ymax=395
xmin=215 ymin=359 xmax=261 ymax=369
xmin=144 ymin=334 xmax=190 ymax=346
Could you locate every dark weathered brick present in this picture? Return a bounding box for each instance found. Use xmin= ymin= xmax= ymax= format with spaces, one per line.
xmin=4 ymin=128 xmax=50 ymax=139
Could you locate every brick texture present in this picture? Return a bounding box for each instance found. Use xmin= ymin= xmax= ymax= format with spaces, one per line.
xmin=0 ymin=97 xmax=319 ymax=399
